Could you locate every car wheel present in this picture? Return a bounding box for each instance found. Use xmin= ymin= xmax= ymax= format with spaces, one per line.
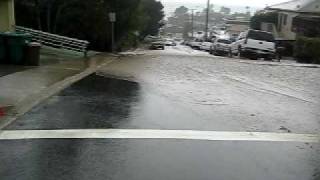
xmin=249 ymin=56 xmax=258 ymax=60
xmin=238 ymin=47 xmax=246 ymax=59
xmin=264 ymin=55 xmax=274 ymax=61
xmin=228 ymin=49 xmax=233 ymax=58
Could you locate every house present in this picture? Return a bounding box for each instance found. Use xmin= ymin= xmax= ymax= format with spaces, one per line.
xmin=225 ymin=20 xmax=250 ymax=38
xmin=0 ymin=0 xmax=15 ymax=32
xmin=263 ymin=0 xmax=320 ymax=40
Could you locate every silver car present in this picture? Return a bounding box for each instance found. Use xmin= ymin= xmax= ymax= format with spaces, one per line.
xmin=210 ymin=38 xmax=232 ymax=56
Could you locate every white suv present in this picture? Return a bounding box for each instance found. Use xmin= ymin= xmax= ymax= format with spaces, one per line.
xmin=230 ymin=30 xmax=276 ymax=60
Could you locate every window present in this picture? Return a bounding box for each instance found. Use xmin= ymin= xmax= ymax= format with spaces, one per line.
xmin=247 ymin=30 xmax=275 ymax=42
xmin=238 ymin=32 xmax=246 ymax=40
xmin=283 ymin=14 xmax=288 ymax=26
xmin=217 ymin=39 xmax=231 ymax=44
xmin=267 ymin=23 xmax=273 ymax=32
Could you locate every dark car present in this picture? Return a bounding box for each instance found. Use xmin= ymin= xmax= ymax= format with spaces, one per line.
xmin=150 ymin=41 xmax=165 ymax=50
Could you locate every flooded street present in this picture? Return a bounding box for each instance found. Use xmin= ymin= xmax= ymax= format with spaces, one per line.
xmin=99 ymin=45 xmax=320 ymax=133
xmin=1 ymin=46 xmax=319 ymax=180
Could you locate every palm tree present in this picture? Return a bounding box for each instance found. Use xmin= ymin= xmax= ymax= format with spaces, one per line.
xmin=245 ymin=6 xmax=250 ymax=13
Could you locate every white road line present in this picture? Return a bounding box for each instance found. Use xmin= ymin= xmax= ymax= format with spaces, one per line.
xmin=0 ymin=129 xmax=319 ymax=143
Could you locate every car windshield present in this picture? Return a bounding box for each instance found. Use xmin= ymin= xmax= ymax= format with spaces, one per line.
xmin=248 ymin=31 xmax=275 ymax=42
xmin=217 ymin=39 xmax=231 ymax=44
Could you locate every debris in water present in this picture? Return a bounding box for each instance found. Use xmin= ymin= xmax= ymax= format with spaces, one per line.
xmin=279 ymin=126 xmax=291 ymax=133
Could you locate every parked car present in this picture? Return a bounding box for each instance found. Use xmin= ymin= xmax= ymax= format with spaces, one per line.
xmin=165 ymin=40 xmax=177 ymax=46
xmin=190 ymin=39 xmax=203 ymax=50
xmin=185 ymin=40 xmax=192 ymax=46
xmin=229 ymin=29 xmax=276 ymax=60
xmin=181 ymin=40 xmax=188 ymax=45
xmin=149 ymin=41 xmax=165 ymax=50
xmin=200 ymin=42 xmax=213 ymax=51
xmin=174 ymin=38 xmax=183 ymax=42
xmin=144 ymin=35 xmax=161 ymax=42
xmin=210 ymin=38 xmax=231 ymax=56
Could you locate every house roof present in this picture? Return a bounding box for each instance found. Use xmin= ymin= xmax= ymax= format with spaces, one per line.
xmin=266 ymin=0 xmax=320 ymax=13
xmin=225 ymin=20 xmax=250 ymax=25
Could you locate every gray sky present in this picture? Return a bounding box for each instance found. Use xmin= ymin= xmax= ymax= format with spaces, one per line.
xmin=160 ymin=0 xmax=288 ymax=7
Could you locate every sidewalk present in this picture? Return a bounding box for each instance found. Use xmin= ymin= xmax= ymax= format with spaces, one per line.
xmin=238 ymin=59 xmax=320 ymax=68
xmin=0 ymin=49 xmax=116 ymax=128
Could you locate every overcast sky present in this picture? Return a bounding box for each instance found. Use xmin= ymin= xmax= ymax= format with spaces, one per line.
xmin=160 ymin=0 xmax=288 ymax=7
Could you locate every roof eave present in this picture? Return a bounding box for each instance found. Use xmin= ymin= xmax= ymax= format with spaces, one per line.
xmin=266 ymin=7 xmax=319 ymax=14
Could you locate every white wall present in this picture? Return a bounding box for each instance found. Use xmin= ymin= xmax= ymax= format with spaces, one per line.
xmin=0 ymin=0 xmax=15 ymax=32
xmin=277 ymin=12 xmax=298 ymax=40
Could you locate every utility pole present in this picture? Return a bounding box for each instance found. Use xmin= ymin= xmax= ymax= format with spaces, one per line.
xmin=205 ymin=0 xmax=210 ymax=41
xmin=191 ymin=9 xmax=195 ymax=38
xmin=109 ymin=12 xmax=116 ymax=52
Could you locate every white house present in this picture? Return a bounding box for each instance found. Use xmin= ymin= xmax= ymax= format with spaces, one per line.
xmin=263 ymin=0 xmax=320 ymax=40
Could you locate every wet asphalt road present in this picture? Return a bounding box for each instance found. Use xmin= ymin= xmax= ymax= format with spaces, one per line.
xmin=1 ymin=46 xmax=320 ymax=180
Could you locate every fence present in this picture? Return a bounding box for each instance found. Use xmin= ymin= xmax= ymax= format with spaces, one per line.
xmin=15 ymin=26 xmax=89 ymax=56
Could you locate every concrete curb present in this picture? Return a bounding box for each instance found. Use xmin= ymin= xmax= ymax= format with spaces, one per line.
xmin=238 ymin=60 xmax=320 ymax=68
xmin=0 ymin=57 xmax=117 ymax=130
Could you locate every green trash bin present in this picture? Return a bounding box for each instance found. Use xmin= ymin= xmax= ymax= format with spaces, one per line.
xmin=5 ymin=33 xmax=32 ymax=65
xmin=0 ymin=35 xmax=5 ymax=63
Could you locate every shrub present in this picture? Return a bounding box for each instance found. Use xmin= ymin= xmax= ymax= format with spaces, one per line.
xmin=294 ymin=36 xmax=320 ymax=64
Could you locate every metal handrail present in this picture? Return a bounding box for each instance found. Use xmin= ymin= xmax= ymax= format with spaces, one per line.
xmin=15 ymin=26 xmax=90 ymax=56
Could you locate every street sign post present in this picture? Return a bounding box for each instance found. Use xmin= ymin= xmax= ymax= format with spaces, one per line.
xmin=109 ymin=13 xmax=116 ymax=22
xmin=109 ymin=12 xmax=116 ymax=52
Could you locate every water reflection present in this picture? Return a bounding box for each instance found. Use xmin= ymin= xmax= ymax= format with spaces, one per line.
xmin=6 ymin=74 xmax=141 ymax=130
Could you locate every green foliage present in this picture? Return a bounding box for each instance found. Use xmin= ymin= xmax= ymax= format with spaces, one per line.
xmin=139 ymin=0 xmax=165 ymax=37
xmin=294 ymin=36 xmax=320 ymax=64
xmin=174 ymin=6 xmax=188 ymax=17
xmin=250 ymin=11 xmax=278 ymax=30
xmin=15 ymin=0 xmax=164 ymax=51
xmin=220 ymin=6 xmax=231 ymax=15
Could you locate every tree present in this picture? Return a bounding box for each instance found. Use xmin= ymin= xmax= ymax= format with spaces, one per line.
xmin=15 ymin=0 xmax=165 ymax=51
xmin=250 ymin=11 xmax=278 ymax=30
xmin=140 ymin=0 xmax=165 ymax=37
xmin=220 ymin=6 xmax=231 ymax=15
xmin=174 ymin=6 xmax=188 ymax=17
xmin=245 ymin=6 xmax=250 ymax=13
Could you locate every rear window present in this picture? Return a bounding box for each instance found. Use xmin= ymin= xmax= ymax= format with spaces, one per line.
xmin=217 ymin=39 xmax=231 ymax=44
xmin=248 ymin=31 xmax=274 ymax=42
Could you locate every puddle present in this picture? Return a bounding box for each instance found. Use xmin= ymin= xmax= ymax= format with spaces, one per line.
xmin=5 ymin=74 xmax=141 ymax=130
